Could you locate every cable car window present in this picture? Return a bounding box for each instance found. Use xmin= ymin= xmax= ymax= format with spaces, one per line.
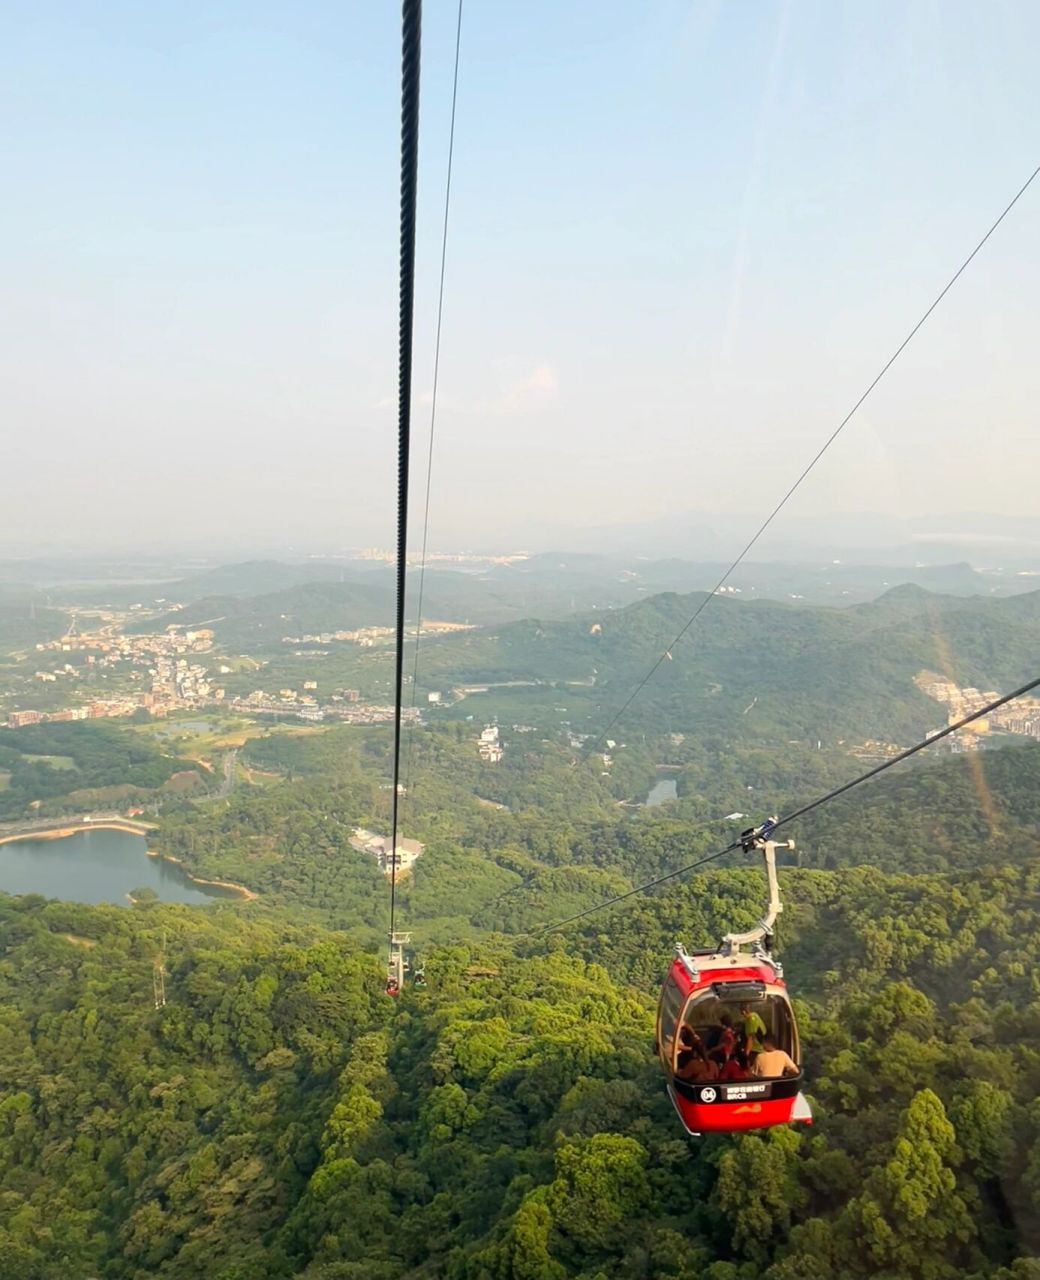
xmin=770 ymin=996 xmax=798 ymax=1060
xmin=657 ymin=974 xmax=685 ymax=1068
xmin=679 ymin=992 xmax=798 ymax=1067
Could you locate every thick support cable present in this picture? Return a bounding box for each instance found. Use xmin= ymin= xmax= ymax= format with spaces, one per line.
xmin=389 ymin=0 xmax=422 ymax=954
xmin=404 ymin=0 xmax=464 ymax=809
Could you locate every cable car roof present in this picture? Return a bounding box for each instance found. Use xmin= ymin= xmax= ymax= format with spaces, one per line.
xmin=667 ymin=950 xmax=785 ymax=998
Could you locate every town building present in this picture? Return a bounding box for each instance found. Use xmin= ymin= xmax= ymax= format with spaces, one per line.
xmin=350 ymin=828 xmax=425 ymax=879
xmin=7 ymin=709 xmax=44 ymax=727
xmin=478 ymin=723 xmax=504 ymax=763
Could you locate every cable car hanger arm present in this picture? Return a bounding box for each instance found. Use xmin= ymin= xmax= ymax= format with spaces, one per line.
xmin=721 ymin=824 xmax=793 ymax=955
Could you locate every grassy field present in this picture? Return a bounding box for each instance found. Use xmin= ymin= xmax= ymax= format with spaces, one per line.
xmin=23 ymin=753 xmax=76 ymax=770
xmin=131 ymin=712 xmax=332 ymax=760
xmin=130 ymin=714 xmax=263 ymax=758
xmin=437 ymin=682 xmax=599 ymax=730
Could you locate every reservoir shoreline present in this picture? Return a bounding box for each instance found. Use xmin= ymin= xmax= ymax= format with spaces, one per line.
xmin=146 ymin=850 xmax=257 ymax=901
xmin=0 ymin=821 xmax=256 ymax=902
xmin=0 ymin=818 xmax=156 ymax=846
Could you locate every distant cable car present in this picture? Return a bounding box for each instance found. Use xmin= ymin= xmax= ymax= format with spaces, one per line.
xmin=385 ymin=930 xmax=410 ymax=998
xmin=656 ymin=821 xmax=812 ymax=1135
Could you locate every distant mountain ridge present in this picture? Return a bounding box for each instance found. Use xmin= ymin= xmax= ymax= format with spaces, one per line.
xmin=64 ymin=550 xmax=1034 ymax=620
xmin=121 ymin=565 xmax=1040 ymax=746
xmin=408 ymin=583 xmax=1040 ymax=744
xmin=504 ymin=509 xmax=1040 ymax=565
xmin=127 ymin=581 xmax=400 ymax=646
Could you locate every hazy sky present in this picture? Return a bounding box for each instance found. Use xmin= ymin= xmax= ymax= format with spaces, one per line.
xmin=2 ymin=1 xmax=1037 ymax=556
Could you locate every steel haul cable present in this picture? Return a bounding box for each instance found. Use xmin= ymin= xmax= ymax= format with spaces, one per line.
xmin=404 ymin=0 xmax=464 ymax=811
xmin=389 ymin=0 xmax=423 ymax=954
xmin=582 ymin=162 xmax=1040 ymax=763
xmin=534 ymin=674 xmax=1040 ymax=936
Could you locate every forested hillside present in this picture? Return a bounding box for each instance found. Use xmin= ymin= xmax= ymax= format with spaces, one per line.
xmin=151 ymin=725 xmax=1040 ymax=939
xmin=128 ymin=583 xmax=401 ymax=649
xmin=0 ymin=603 xmax=69 ymax=652
xmin=2 ymin=860 xmax=1039 ymax=1279
xmin=378 ymin=585 xmax=1040 ymax=742
xmin=2 ymin=595 xmax=1039 ymax=1279
xmin=128 ymin=570 xmax=595 ymax=650
xmin=795 ymin=740 xmax=1040 ymax=872
xmin=121 ymin=583 xmax=1040 ymax=743
xmin=0 ymin=723 xmax=205 ymax=820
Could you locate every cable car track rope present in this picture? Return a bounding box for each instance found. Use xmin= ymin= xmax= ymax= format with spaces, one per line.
xmin=536 ymin=673 xmax=1040 ymax=935
xmin=582 ymin=162 xmax=1040 ymax=763
xmin=405 ymin=0 xmax=464 ymax=809
xmin=389 ymin=0 xmax=423 ymax=948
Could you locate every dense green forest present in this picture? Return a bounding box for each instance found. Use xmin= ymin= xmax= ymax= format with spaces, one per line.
xmin=1 ymin=857 xmax=1039 ymax=1278
xmin=0 ymin=723 xmax=203 ymax=821
xmin=448 ymin=584 xmax=1040 ymax=741
xmin=2 ymin=584 xmax=1039 ymax=1277
xmin=795 ymin=740 xmax=1040 ymax=873
xmin=149 ymin=724 xmax=1040 ymax=939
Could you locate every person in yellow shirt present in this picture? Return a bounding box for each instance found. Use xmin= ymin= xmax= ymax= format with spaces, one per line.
xmin=750 ymin=1035 xmax=798 ymax=1078
xmin=740 ymin=1002 xmax=767 ymax=1055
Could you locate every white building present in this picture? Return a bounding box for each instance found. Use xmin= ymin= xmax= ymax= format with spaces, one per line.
xmin=351 ymin=828 xmax=425 ymax=879
xmin=478 ymin=723 xmax=504 ymax=763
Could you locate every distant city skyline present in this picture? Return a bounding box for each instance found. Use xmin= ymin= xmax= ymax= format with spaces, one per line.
xmin=5 ymin=508 xmax=1040 ymax=575
xmin=2 ymin=2 xmax=1038 ymax=556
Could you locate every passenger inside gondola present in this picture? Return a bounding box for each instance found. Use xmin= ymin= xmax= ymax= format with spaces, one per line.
xmin=676 ymin=1028 xmax=720 ymax=1082
xmin=675 ymin=1025 xmax=700 ymax=1069
xmin=718 ymin=1050 xmax=749 ymax=1081
xmin=751 ymin=1034 xmax=798 ymax=1078
xmin=705 ymin=1013 xmax=737 ymax=1064
xmin=675 ymin=993 xmax=799 ymax=1078
xmin=740 ymin=1002 xmax=767 ymax=1057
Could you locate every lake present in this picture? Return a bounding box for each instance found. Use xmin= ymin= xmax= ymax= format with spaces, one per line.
xmin=646 ymin=775 xmax=678 ymax=806
xmin=151 ymin=718 xmax=221 ymax=738
xmin=0 ymin=828 xmax=238 ymax=906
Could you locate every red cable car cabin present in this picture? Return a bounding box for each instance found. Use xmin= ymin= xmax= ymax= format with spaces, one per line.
xmin=657 ymin=948 xmax=811 ymax=1133
xmin=656 ymin=827 xmax=813 ymax=1135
